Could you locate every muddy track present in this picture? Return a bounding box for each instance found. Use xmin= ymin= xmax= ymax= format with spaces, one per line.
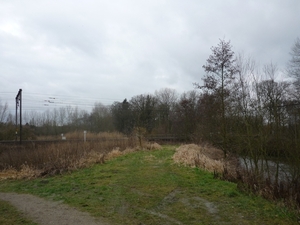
xmin=0 ymin=193 xmax=110 ymax=225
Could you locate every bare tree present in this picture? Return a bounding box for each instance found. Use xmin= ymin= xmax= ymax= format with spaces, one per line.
xmin=288 ymin=38 xmax=300 ymax=80
xmin=111 ymin=99 xmax=134 ymax=135
xmin=195 ymin=39 xmax=238 ymax=156
xmin=0 ymin=101 xmax=8 ymax=123
xmin=173 ymin=91 xmax=199 ymax=141
xmin=58 ymin=107 xmax=67 ymax=126
xmin=154 ymin=88 xmax=178 ymax=134
xmin=90 ymin=102 xmax=113 ymax=132
xmin=130 ymin=94 xmax=158 ymax=134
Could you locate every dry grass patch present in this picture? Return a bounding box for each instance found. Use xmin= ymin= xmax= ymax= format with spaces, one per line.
xmin=173 ymin=144 xmax=225 ymax=173
xmin=173 ymin=144 xmax=239 ymax=178
xmin=105 ymin=142 xmax=163 ymax=161
xmin=0 ymin=169 xmax=19 ymax=180
xmin=145 ymin=142 xmax=162 ymax=150
xmin=0 ymin=165 xmax=41 ymax=180
xmin=76 ymin=151 xmax=105 ymax=168
xmin=105 ymin=148 xmax=123 ymax=160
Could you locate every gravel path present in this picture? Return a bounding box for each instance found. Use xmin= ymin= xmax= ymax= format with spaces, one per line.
xmin=0 ymin=193 xmax=110 ymax=225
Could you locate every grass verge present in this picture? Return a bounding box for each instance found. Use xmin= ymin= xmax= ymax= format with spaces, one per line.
xmin=0 ymin=145 xmax=298 ymax=225
xmin=0 ymin=199 xmax=37 ymax=225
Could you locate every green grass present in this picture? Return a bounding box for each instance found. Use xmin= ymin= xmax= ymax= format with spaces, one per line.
xmin=0 ymin=199 xmax=37 ymax=225
xmin=0 ymin=146 xmax=298 ymax=224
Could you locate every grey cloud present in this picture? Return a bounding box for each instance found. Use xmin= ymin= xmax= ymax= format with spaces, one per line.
xmin=0 ymin=0 xmax=300 ymax=112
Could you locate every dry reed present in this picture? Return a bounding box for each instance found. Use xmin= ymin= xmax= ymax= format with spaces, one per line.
xmin=0 ymin=129 xmax=162 ymax=179
xmin=0 ymin=165 xmax=41 ymax=180
xmin=0 ymin=131 xmax=137 ymax=179
xmin=105 ymin=147 xmax=123 ymax=160
xmin=105 ymin=142 xmax=162 ymax=161
xmin=172 ymin=144 xmax=225 ymax=173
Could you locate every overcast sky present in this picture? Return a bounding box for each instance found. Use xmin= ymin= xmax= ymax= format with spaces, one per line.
xmin=0 ymin=0 xmax=300 ymax=114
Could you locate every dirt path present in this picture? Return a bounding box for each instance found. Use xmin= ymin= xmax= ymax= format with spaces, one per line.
xmin=0 ymin=192 xmax=110 ymax=225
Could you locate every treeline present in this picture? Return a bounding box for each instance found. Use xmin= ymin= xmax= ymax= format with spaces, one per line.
xmin=0 ymin=88 xmax=193 ymax=140
xmin=0 ymin=38 xmax=300 ymax=159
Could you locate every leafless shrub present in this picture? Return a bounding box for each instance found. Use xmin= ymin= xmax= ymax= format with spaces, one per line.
xmin=231 ymin=168 xmax=300 ymax=209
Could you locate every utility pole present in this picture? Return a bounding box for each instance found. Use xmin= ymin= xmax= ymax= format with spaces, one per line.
xmin=15 ymin=89 xmax=22 ymax=144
